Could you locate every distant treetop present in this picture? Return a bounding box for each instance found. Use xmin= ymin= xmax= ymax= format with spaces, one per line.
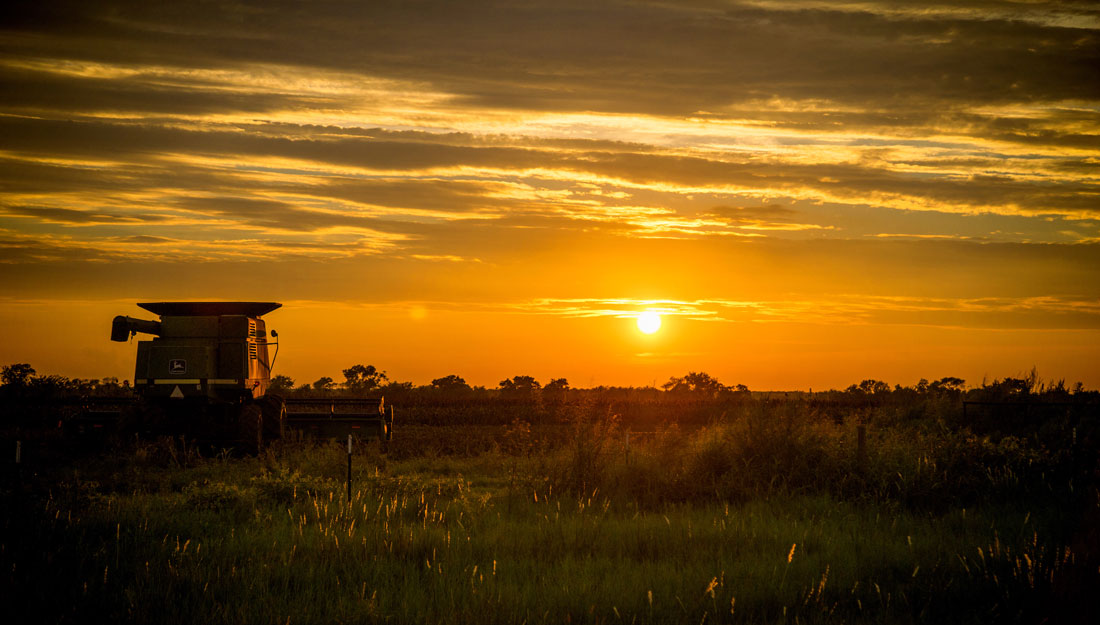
xmin=499 ymin=375 xmax=540 ymax=392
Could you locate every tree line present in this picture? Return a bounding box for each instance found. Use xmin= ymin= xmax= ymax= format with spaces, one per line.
xmin=3 ymin=361 xmax=1096 ymax=432
xmin=4 ymin=361 xmax=1091 ymax=402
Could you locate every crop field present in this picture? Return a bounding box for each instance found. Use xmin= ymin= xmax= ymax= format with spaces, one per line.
xmin=2 ymin=390 xmax=1098 ymax=624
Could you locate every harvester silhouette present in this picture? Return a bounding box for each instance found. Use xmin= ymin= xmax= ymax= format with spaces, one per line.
xmin=94 ymin=301 xmax=392 ymax=451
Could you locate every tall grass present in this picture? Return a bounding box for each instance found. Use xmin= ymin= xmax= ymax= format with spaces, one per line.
xmin=2 ymin=428 xmax=1093 ymax=624
xmin=542 ymin=401 xmax=1085 ymax=513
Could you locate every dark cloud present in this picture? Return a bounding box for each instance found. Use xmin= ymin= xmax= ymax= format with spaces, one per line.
xmin=118 ymin=235 xmax=172 ymax=243
xmin=3 ymin=116 xmax=1096 ymax=220
xmin=3 ymin=0 xmax=1097 ymax=119
xmin=172 ymin=196 xmax=396 ymax=233
xmin=2 ymin=205 xmax=170 ymax=224
xmin=0 ymin=237 xmax=109 ymax=262
xmin=705 ymin=205 xmax=798 ymax=222
xmin=0 ymin=64 xmax=321 ymax=117
xmin=316 ymin=179 xmax=546 ymax=214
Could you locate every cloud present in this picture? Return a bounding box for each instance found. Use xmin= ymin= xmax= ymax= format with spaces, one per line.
xmin=3 ymin=205 xmax=155 ymax=225
xmin=707 ymin=205 xmax=798 ymax=221
xmin=118 ymin=235 xmax=173 ymax=243
xmin=0 ymin=0 xmax=1097 ymax=337
xmin=5 ymin=1 xmax=1098 ymax=118
xmin=3 ymin=114 xmax=1097 ymax=240
xmin=507 ymin=294 xmax=1100 ymax=330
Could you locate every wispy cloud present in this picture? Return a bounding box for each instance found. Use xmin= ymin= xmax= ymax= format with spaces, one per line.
xmin=505 ymin=295 xmax=1100 ymax=330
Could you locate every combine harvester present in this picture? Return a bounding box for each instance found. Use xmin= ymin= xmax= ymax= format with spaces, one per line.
xmin=87 ymin=301 xmax=393 ymax=452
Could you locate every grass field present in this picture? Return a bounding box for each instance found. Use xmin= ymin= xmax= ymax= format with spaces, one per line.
xmin=2 ymin=397 xmax=1098 ymax=624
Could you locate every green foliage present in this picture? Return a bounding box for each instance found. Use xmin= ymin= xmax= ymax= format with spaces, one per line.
xmin=250 ymin=466 xmax=331 ymax=505
xmin=183 ymin=481 xmax=256 ymax=514
xmin=546 ymin=406 xmax=1081 ymax=513
xmin=500 ymin=419 xmax=534 ymax=456
xmin=555 ymin=401 xmax=621 ymax=494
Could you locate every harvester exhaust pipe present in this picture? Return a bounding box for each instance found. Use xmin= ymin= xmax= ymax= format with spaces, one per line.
xmin=111 ymin=315 xmax=162 ymax=342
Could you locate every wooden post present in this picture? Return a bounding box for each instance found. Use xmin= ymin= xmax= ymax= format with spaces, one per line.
xmin=14 ymin=440 xmax=20 ymax=465
xmin=346 ymin=434 xmax=352 ymax=503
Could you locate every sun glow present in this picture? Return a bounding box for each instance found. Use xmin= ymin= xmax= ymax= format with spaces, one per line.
xmin=636 ymin=310 xmax=662 ymax=334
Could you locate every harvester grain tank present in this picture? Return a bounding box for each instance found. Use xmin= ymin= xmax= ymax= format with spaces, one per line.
xmin=106 ymin=301 xmax=392 ymax=451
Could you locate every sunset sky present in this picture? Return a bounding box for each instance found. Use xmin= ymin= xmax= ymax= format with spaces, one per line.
xmin=1 ymin=0 xmax=1098 ymax=390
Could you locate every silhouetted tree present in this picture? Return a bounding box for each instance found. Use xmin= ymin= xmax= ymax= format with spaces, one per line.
xmin=431 ymin=374 xmax=470 ymax=391
xmin=929 ymin=377 xmax=966 ymax=394
xmin=544 ymin=378 xmax=570 ymax=392
xmin=499 ymin=376 xmax=540 ymax=393
xmin=662 ymin=372 xmax=724 ymax=394
xmin=1 ymin=363 xmax=35 ymax=387
xmin=312 ymin=376 xmax=335 ymax=391
xmin=88 ymin=377 xmax=129 ymax=396
xmin=342 ymin=364 xmax=387 ymax=391
xmin=860 ymin=379 xmax=890 ymax=394
xmin=269 ymin=375 xmax=295 ymax=392
xmin=984 ymin=377 xmax=1030 ymax=397
xmin=541 ymin=378 xmax=570 ymax=407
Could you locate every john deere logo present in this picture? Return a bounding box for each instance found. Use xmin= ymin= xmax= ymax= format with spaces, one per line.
xmin=169 ymin=359 xmax=186 ymax=374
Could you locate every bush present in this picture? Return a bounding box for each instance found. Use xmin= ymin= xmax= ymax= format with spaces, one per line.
xmin=546 ymin=404 xmax=1074 ymax=510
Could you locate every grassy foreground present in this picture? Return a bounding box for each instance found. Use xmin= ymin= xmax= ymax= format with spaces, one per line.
xmin=2 ymin=420 xmax=1096 ymax=625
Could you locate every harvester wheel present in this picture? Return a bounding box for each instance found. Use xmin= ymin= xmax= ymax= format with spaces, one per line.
xmin=259 ymin=395 xmax=286 ymax=441
xmin=237 ymin=404 xmax=263 ymax=454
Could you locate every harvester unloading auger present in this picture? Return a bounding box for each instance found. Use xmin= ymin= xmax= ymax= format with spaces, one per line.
xmin=96 ymin=301 xmax=393 ymax=452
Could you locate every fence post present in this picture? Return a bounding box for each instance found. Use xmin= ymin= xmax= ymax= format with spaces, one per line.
xmin=347 ymin=434 xmax=352 ymax=504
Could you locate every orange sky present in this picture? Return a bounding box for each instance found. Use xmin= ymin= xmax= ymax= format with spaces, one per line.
xmin=1 ymin=1 xmax=1098 ymax=390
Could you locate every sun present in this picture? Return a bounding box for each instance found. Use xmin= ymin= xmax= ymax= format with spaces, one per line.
xmin=636 ymin=310 xmax=662 ymax=334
